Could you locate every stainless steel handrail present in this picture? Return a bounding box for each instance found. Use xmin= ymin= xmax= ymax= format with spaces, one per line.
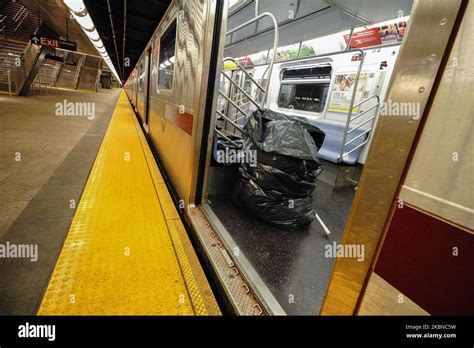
xmin=217 ymin=110 xmax=247 ymax=137
xmin=338 ymin=50 xmax=365 ymax=161
xmin=222 ymin=57 xmax=265 ymax=91
xmin=221 ymin=70 xmax=261 ymax=109
xmin=215 ymin=7 xmax=280 ymax=145
xmin=218 ymin=90 xmax=247 ymax=117
xmin=339 ymin=94 xmax=380 ymax=162
xmin=225 ymin=12 xmax=279 ymax=106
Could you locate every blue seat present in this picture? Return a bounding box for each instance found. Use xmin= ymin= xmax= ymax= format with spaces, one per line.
xmin=305 ymin=119 xmax=368 ymax=164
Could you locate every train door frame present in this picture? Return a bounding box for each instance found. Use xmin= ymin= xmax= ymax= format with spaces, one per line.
xmin=144 ymin=47 xmax=152 ymax=131
xmin=320 ymin=0 xmax=465 ymax=315
xmin=191 ymin=0 xmax=465 ymax=315
xmin=134 ymin=67 xmax=138 ymax=110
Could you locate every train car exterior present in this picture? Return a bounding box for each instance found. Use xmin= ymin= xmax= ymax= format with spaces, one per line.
xmin=126 ymin=0 xmax=222 ymax=206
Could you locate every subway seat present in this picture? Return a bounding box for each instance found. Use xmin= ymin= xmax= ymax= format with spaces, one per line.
xmin=306 ymin=118 xmax=368 ymax=165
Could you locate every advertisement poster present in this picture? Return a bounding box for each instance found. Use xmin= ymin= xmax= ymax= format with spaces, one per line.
xmin=328 ymin=72 xmax=369 ymax=113
xmin=344 ymin=28 xmax=382 ymax=48
xmin=344 ymin=20 xmax=408 ymax=48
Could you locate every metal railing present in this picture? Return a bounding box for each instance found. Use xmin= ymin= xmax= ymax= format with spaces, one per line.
xmin=12 ymin=6 xmax=27 ymax=22
xmin=31 ymin=63 xmax=57 ymax=95
xmin=14 ymin=11 xmax=28 ymax=32
xmin=73 ymin=55 xmax=85 ymax=89
xmin=0 ymin=15 xmax=6 ymax=34
xmin=94 ymin=58 xmax=102 ymax=92
xmin=215 ymin=11 xmax=279 ymax=145
xmin=339 ymin=94 xmax=380 ymax=162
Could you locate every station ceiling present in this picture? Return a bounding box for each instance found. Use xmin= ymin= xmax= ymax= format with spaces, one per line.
xmin=20 ymin=0 xmax=97 ymax=55
xmin=21 ymin=0 xmax=171 ymax=81
xmin=84 ymin=0 xmax=171 ymax=82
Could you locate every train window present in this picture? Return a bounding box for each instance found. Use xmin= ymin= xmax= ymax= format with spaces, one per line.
xmin=138 ymin=61 xmax=145 ymax=91
xmin=282 ymin=66 xmax=332 ymax=80
xmin=278 ymin=65 xmax=332 ymax=113
xmin=278 ymin=83 xmax=329 ymax=113
xmin=158 ymin=21 xmax=177 ymax=90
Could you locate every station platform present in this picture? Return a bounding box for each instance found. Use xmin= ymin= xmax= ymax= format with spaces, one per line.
xmin=0 ymin=90 xmax=220 ymax=315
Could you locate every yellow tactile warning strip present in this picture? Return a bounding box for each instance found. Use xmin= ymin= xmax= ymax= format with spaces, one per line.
xmin=38 ymin=91 xmax=220 ymax=315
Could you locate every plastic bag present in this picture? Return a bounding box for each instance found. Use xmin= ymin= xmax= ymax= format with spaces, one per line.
xmin=239 ymin=162 xmax=316 ymax=198
xmin=232 ymin=109 xmax=325 ymax=231
xmin=233 ymin=178 xmax=315 ymax=230
xmin=256 ymin=150 xmax=322 ymax=182
xmin=243 ymin=109 xmax=325 ymax=161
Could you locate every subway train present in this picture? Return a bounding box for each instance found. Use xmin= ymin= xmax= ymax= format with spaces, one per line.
xmin=124 ymin=0 xmax=472 ymax=315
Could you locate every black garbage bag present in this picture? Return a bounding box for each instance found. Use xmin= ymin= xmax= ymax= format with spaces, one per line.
xmin=240 ymin=162 xmax=316 ymax=198
xmin=256 ymin=150 xmax=322 ymax=182
xmin=243 ymin=109 xmax=325 ymax=161
xmin=232 ymin=109 xmax=325 ymax=231
xmin=233 ymin=178 xmax=315 ymax=230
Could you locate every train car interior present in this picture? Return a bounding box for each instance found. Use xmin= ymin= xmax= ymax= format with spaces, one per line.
xmin=202 ymin=0 xmax=414 ymax=314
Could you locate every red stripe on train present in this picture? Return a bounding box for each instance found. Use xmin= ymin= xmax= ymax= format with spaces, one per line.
xmin=164 ymin=103 xmax=193 ymax=136
xmin=375 ymin=205 xmax=474 ymax=315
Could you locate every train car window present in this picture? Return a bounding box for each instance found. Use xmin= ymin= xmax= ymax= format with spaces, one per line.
xmin=158 ymin=21 xmax=177 ymax=90
xmin=138 ymin=60 xmax=145 ymax=91
xmin=278 ymin=65 xmax=331 ymax=113
xmin=282 ymin=66 xmax=332 ymax=79
xmin=278 ymin=83 xmax=329 ymax=113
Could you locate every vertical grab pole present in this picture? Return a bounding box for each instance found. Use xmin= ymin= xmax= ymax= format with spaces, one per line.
xmin=225 ymin=12 xmax=279 ymax=109
xmin=339 ymin=48 xmax=365 ymax=162
xmin=346 ymin=26 xmax=354 ymax=51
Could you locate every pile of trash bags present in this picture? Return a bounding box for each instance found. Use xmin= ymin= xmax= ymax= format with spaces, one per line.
xmin=232 ymin=109 xmax=325 ymax=230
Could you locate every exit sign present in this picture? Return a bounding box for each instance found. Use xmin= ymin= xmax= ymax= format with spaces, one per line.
xmin=31 ymin=35 xmax=77 ymax=51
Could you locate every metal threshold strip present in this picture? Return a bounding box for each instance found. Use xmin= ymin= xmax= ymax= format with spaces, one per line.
xmin=186 ymin=204 xmax=286 ymax=315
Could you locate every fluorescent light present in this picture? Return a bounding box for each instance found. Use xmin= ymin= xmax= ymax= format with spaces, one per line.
xmin=62 ymin=0 xmax=122 ymax=84
xmin=63 ymin=0 xmax=85 ymax=13
xmin=85 ymin=29 xmax=101 ymax=42
xmin=70 ymin=12 xmax=94 ymax=31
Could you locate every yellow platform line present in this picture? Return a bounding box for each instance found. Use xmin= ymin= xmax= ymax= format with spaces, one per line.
xmin=133 ymin=109 xmax=220 ymax=316
xmin=38 ymin=91 xmax=220 ymax=315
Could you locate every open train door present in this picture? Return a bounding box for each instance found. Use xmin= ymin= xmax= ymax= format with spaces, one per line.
xmin=184 ymin=0 xmax=467 ymax=316
xmin=144 ymin=47 xmax=152 ymax=132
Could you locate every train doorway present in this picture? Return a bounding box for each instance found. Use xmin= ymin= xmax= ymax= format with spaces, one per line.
xmin=194 ymin=0 xmax=462 ymax=315
xmin=144 ymin=47 xmax=152 ymax=131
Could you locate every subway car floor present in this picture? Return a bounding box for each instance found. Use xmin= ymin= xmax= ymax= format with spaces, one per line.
xmin=0 ymin=90 xmax=220 ymax=315
xmin=208 ymin=180 xmax=355 ymax=315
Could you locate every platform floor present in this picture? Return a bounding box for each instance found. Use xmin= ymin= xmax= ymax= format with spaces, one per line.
xmin=0 ymin=88 xmax=120 ymax=237
xmin=38 ymin=91 xmax=220 ymax=315
xmin=0 ymin=90 xmax=219 ymax=315
xmin=0 ymin=88 xmax=120 ymax=314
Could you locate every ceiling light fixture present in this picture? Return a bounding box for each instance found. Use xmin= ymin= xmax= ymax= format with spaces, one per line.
xmin=63 ymin=0 xmax=121 ymax=84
